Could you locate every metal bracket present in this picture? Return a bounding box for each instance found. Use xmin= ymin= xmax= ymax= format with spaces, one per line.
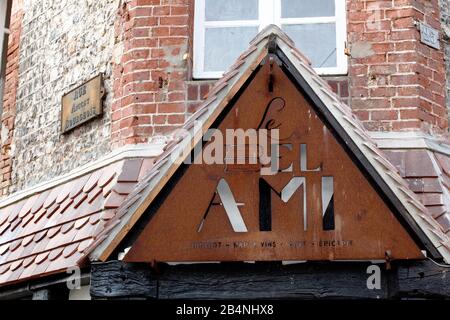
xmin=269 ymin=56 xmax=275 ymax=93
xmin=385 ymin=250 xmax=393 ymax=270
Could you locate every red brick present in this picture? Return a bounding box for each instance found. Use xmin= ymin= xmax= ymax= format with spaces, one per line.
xmin=157 ymin=102 xmax=185 ymax=113
xmin=187 ymin=84 xmax=198 ymax=100
xmin=371 ymin=110 xmax=398 ymax=121
xmin=167 ymin=114 xmax=186 ymax=124
xmin=171 ymin=6 xmax=189 ymax=15
xmin=160 ymin=16 xmax=189 ymax=26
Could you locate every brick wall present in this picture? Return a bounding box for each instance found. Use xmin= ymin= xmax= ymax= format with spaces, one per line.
xmin=1 ymin=0 xmax=449 ymax=197
xmin=440 ymin=0 xmax=450 ymax=125
xmin=347 ymin=0 xmax=448 ymax=133
xmin=111 ymin=0 xmax=352 ymax=148
xmin=1 ymin=0 xmax=120 ymax=195
xmin=0 ymin=0 xmax=23 ymax=196
xmin=111 ymin=0 xmax=193 ymax=148
xmin=113 ymin=0 xmax=448 ymax=148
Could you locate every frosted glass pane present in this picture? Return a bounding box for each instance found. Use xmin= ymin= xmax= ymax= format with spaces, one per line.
xmin=282 ymin=0 xmax=335 ymax=18
xmin=204 ymin=27 xmax=258 ymax=72
xmin=283 ymin=24 xmax=337 ymax=68
xmin=205 ymin=0 xmax=258 ymax=21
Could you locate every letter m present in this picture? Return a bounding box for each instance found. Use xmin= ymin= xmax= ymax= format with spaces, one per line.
xmin=259 ymin=177 xmax=307 ymax=232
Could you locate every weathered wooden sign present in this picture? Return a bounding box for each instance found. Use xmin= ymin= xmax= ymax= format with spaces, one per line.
xmin=125 ymin=62 xmax=423 ymax=263
xmin=61 ymin=74 xmax=104 ymax=133
xmin=420 ymin=22 xmax=440 ymax=50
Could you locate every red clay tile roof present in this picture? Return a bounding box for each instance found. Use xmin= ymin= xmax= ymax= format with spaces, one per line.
xmin=385 ymin=149 xmax=450 ymax=236
xmin=0 ymin=158 xmax=154 ymax=286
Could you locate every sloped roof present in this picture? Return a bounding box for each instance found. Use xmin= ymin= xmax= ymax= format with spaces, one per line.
xmin=0 ymin=25 xmax=450 ymax=288
xmin=0 ymin=157 xmax=155 ymax=286
xmin=88 ymin=25 xmax=450 ymax=263
xmin=385 ymin=149 xmax=450 ymax=233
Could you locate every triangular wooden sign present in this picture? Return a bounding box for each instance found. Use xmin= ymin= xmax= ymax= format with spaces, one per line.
xmin=124 ymin=58 xmax=424 ymax=263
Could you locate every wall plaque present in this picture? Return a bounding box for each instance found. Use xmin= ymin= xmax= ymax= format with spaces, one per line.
xmin=420 ymin=22 xmax=440 ymax=50
xmin=61 ymin=74 xmax=105 ymax=133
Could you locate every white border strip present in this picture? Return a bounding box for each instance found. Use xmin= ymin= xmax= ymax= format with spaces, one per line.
xmin=371 ymin=132 xmax=450 ymax=156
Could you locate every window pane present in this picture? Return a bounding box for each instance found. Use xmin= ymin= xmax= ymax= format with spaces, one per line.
xmin=283 ymin=24 xmax=337 ymax=68
xmin=0 ymin=33 xmax=8 ymax=117
xmin=204 ymin=27 xmax=258 ymax=72
xmin=205 ymin=0 xmax=258 ymax=21
xmin=281 ymin=0 xmax=335 ymax=18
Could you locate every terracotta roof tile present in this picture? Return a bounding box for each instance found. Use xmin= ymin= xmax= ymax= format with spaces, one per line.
xmin=10 ymin=219 xmax=22 ymax=234
xmin=17 ymin=196 xmax=36 ymax=222
xmin=138 ymin=159 xmax=155 ymax=180
xmin=404 ymin=150 xmax=438 ymax=178
xmin=113 ymin=182 xmax=137 ymax=195
xmin=436 ymin=214 xmax=450 ymax=232
xmin=98 ymin=166 xmax=117 ymax=188
xmin=73 ymin=193 xmax=88 ymax=209
xmin=44 ymin=188 xmax=60 ymax=209
xmin=21 ymin=214 xmax=34 ymax=229
xmin=407 ymin=178 xmax=443 ymax=193
xmin=89 ymin=214 xmax=101 ymax=226
xmin=8 ymin=266 xmax=24 ymax=282
xmin=104 ymin=191 xmax=126 ymax=209
xmin=61 ymin=221 xmax=75 ymax=235
xmin=47 ymin=225 xmax=61 ymax=239
xmin=83 ymin=171 xmax=101 ymax=193
xmin=20 ymin=241 xmax=36 ymax=258
xmin=0 ymin=244 xmax=8 ymax=256
xmin=435 ymin=153 xmax=450 ymax=176
xmin=9 ymin=239 xmax=22 ymax=252
xmin=35 ymin=251 xmax=49 ymax=265
xmin=74 ymin=217 xmax=90 ymax=230
xmin=18 ymin=263 xmax=36 ymax=281
xmin=45 ymin=254 xmax=70 ymax=274
xmin=117 ymin=159 xmax=143 ymax=183
xmin=10 ymin=259 xmax=23 ymax=272
xmin=77 ymin=239 xmax=93 ymax=253
xmin=31 ymin=190 xmax=51 ymax=215
xmin=87 ymin=186 xmax=103 ymax=204
xmin=70 ymin=175 xmax=91 ymax=199
xmin=0 ymin=224 xmax=9 ymax=237
xmin=56 ymin=182 xmax=72 ymax=204
xmin=63 ymin=243 xmax=79 ymax=259
xmin=48 ymin=247 xmax=64 ymax=262
xmin=22 ymin=256 xmax=35 ymax=268
xmin=100 ymin=210 xmax=116 ymax=222
xmin=21 ymin=234 xmax=34 ymax=247
xmin=33 ymin=259 xmax=52 ymax=276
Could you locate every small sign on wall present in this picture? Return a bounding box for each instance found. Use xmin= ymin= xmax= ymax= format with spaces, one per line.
xmin=61 ymin=74 xmax=105 ymax=133
xmin=420 ymin=22 xmax=440 ymax=50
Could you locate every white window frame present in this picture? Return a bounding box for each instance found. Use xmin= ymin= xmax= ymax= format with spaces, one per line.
xmin=0 ymin=0 xmax=11 ymax=113
xmin=193 ymin=0 xmax=347 ymax=79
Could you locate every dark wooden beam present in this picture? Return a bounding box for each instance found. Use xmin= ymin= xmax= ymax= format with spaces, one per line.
xmin=90 ymin=261 xmax=157 ymax=299
xmin=157 ymin=262 xmax=389 ymax=300
xmin=89 ymin=260 xmax=450 ymax=300
xmin=395 ymin=260 xmax=450 ymax=299
xmin=31 ymin=285 xmax=69 ymax=300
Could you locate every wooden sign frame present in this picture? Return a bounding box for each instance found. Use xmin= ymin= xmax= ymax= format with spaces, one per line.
xmin=123 ymin=62 xmax=424 ymax=263
xmin=61 ymin=74 xmax=105 ymax=133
